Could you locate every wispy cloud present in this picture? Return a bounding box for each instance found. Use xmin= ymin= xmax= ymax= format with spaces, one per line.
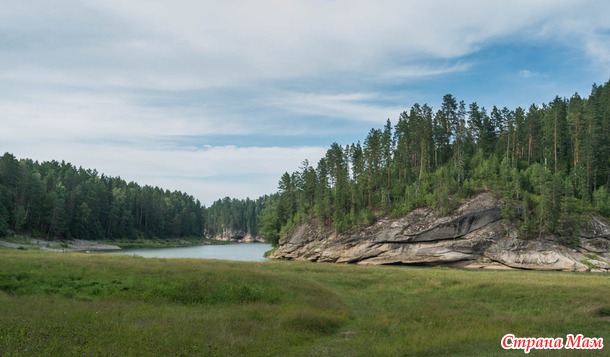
xmin=386 ymin=62 xmax=473 ymax=80
xmin=584 ymin=30 xmax=610 ymax=74
xmin=517 ymin=70 xmax=541 ymax=79
xmin=268 ymin=91 xmax=403 ymax=123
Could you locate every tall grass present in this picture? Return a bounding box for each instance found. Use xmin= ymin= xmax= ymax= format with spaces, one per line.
xmin=1 ymin=249 xmax=609 ymax=356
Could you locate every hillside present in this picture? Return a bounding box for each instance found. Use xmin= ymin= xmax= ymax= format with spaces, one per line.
xmin=262 ymin=79 xmax=610 ymax=270
xmin=271 ymin=191 xmax=610 ymax=272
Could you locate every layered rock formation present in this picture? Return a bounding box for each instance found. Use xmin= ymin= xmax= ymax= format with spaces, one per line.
xmin=213 ymin=228 xmax=264 ymax=243
xmin=270 ymin=192 xmax=610 ymax=272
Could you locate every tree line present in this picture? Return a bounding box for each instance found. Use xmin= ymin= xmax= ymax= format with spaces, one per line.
xmin=203 ymin=195 xmax=272 ymax=238
xmin=0 ymin=155 xmax=265 ymax=241
xmin=3 ymin=79 xmax=609 ymax=244
xmin=260 ymin=79 xmax=610 ymax=245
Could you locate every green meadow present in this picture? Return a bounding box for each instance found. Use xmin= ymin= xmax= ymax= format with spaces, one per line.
xmin=0 ymin=249 xmax=608 ymax=356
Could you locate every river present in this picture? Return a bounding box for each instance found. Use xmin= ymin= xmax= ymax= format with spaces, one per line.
xmin=111 ymin=243 xmax=273 ymax=262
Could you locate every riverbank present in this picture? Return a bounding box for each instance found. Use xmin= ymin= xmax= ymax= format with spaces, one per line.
xmin=106 ymin=237 xmax=234 ymax=249
xmin=1 ymin=249 xmax=609 ymax=355
xmin=0 ymin=236 xmax=121 ymax=252
xmin=0 ymin=236 xmax=235 ymax=252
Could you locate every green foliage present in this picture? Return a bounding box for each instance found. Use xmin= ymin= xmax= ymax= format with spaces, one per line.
xmin=593 ymin=186 xmax=610 ymax=217
xmin=518 ymin=193 xmax=538 ymax=238
xmin=204 ymin=195 xmax=267 ymax=238
xmin=259 ymin=201 xmax=281 ymax=246
xmin=0 ymin=155 xmax=207 ymax=240
xmin=0 ymin=153 xmax=274 ymax=243
xmin=261 ymin=78 xmax=610 ymax=243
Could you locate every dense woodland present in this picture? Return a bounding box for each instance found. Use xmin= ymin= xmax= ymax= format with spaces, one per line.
xmin=0 ymin=155 xmax=201 ymax=240
xmin=0 ymin=155 xmax=263 ymax=240
xmin=204 ymin=195 xmax=269 ymax=238
xmin=260 ymin=80 xmax=610 ymax=245
xmin=2 ymin=79 xmax=610 ymax=244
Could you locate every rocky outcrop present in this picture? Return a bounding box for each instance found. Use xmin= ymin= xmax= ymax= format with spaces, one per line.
xmin=270 ymin=192 xmax=610 ymax=272
xmin=213 ymin=228 xmax=264 ymax=243
xmin=484 ymin=235 xmax=589 ymax=271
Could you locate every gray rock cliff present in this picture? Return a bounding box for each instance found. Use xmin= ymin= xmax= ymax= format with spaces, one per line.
xmin=213 ymin=228 xmax=264 ymax=243
xmin=270 ymin=192 xmax=610 ymax=272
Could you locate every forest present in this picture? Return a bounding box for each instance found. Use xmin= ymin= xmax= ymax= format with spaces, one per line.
xmin=1 ymin=79 xmax=609 ymax=244
xmin=203 ymin=195 xmax=270 ymax=238
xmin=259 ymin=80 xmax=610 ymax=245
xmin=0 ymin=155 xmax=263 ymax=240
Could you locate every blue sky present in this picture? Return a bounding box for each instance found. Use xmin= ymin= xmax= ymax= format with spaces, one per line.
xmin=2 ymin=0 xmax=609 ymax=205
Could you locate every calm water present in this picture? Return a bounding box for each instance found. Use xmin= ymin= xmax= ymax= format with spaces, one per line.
xmin=112 ymin=243 xmax=272 ymax=262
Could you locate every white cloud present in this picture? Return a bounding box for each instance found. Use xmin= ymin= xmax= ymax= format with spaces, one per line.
xmin=270 ymin=91 xmax=402 ymax=123
xmin=584 ymin=31 xmax=610 ymax=74
xmin=531 ymin=1 xmax=610 ymax=74
xmin=386 ymin=63 xmax=473 ymax=80
xmin=3 ymin=0 xmax=610 ymax=204
xmin=4 ymin=1 xmax=608 ymax=96
xmin=4 ymin=0 xmax=593 ymax=91
xmin=0 ymin=86 xmax=256 ymax=146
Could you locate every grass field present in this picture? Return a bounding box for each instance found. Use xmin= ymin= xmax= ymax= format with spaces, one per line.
xmin=0 ymin=249 xmax=608 ymax=356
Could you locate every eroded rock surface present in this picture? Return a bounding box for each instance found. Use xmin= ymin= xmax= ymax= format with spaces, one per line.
xmin=213 ymin=228 xmax=264 ymax=243
xmin=270 ymin=192 xmax=610 ymax=272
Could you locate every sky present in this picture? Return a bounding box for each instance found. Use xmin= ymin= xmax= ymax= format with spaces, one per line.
xmin=2 ymin=0 xmax=610 ymax=206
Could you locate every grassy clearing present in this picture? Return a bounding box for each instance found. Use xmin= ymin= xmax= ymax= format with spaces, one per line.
xmin=0 ymin=249 xmax=609 ymax=356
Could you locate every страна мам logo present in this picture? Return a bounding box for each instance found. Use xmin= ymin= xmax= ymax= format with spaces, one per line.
xmin=501 ymin=334 xmax=604 ymax=353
